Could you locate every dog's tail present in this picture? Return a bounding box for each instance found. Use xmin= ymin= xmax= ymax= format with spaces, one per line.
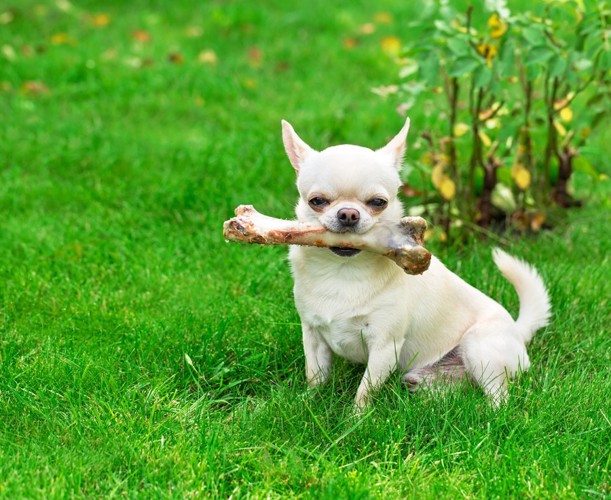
xmin=492 ymin=248 xmax=551 ymax=344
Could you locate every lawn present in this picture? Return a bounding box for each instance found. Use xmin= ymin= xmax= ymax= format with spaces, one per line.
xmin=1 ymin=0 xmax=609 ymax=497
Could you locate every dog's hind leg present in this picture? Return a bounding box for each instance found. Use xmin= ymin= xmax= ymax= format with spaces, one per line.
xmin=402 ymin=347 xmax=469 ymax=393
xmin=459 ymin=320 xmax=530 ymax=406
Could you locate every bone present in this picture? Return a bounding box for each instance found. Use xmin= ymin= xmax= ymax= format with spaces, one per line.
xmin=223 ymin=205 xmax=431 ymax=275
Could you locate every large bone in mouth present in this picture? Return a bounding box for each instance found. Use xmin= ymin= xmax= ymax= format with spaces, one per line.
xmin=223 ymin=205 xmax=431 ymax=275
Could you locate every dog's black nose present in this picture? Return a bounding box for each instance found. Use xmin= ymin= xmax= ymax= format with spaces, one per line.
xmin=337 ymin=208 xmax=360 ymax=227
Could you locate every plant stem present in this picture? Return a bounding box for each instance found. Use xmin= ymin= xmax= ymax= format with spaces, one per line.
xmin=468 ymin=86 xmax=485 ymax=221
xmin=542 ymin=76 xmax=559 ymax=203
xmin=478 ymin=154 xmax=501 ymax=228
xmin=516 ymin=54 xmax=533 ymax=187
xmin=447 ymin=77 xmax=459 ymax=189
xmin=553 ymin=143 xmax=580 ymax=208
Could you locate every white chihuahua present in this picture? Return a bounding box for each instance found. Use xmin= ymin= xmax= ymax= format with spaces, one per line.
xmin=281 ymin=117 xmax=551 ymax=408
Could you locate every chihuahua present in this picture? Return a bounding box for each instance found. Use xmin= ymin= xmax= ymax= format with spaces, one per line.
xmin=281 ymin=118 xmax=551 ymax=408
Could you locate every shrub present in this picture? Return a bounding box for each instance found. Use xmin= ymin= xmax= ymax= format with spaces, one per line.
xmin=382 ymin=0 xmax=609 ymax=242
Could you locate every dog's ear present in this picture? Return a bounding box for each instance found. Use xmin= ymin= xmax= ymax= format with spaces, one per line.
xmin=376 ymin=117 xmax=410 ymax=171
xmin=282 ymin=120 xmax=316 ymax=173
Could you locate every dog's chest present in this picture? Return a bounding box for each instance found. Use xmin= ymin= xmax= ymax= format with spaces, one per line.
xmin=291 ymin=249 xmax=404 ymax=363
xmin=310 ymin=311 xmax=371 ymax=363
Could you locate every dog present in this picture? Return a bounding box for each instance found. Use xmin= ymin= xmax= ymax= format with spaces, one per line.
xmin=281 ymin=117 xmax=551 ymax=408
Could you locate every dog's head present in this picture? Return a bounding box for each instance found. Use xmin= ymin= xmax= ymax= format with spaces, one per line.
xmin=282 ymin=119 xmax=410 ymax=243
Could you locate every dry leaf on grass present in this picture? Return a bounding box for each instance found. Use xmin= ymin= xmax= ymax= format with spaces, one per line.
xmin=21 ymin=81 xmax=50 ymax=95
xmin=168 ymin=52 xmax=184 ymax=64
xmin=380 ymin=36 xmax=401 ymax=57
xmin=359 ymin=23 xmax=375 ymax=35
xmin=374 ymin=12 xmax=393 ymax=24
xmin=90 ymin=13 xmax=110 ymax=27
xmin=343 ymin=37 xmax=358 ymax=49
xmin=132 ymin=30 xmax=151 ymax=43
xmin=198 ymin=50 xmax=217 ymax=64
xmin=247 ymin=46 xmax=263 ymax=68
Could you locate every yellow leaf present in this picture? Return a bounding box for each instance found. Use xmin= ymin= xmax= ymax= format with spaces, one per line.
xmin=476 ymin=42 xmax=498 ymax=67
xmin=132 ymin=30 xmax=151 ymax=43
xmin=480 ymin=103 xmax=505 ymax=120
xmin=124 ymin=56 xmax=143 ymax=68
xmin=479 ymin=130 xmax=492 ymax=147
xmin=370 ymin=85 xmax=399 ymax=97
xmin=559 ymin=107 xmax=573 ymax=123
xmin=91 ymin=13 xmax=110 ymax=27
xmin=512 ymin=164 xmax=531 ymax=190
xmin=51 ymin=33 xmax=75 ymax=45
xmin=359 ymin=23 xmax=375 ymax=35
xmin=554 ymin=93 xmax=575 ymax=110
xmin=0 ymin=11 xmax=15 ymax=24
xmin=420 ymin=152 xmax=433 ymax=165
xmin=197 ymin=49 xmax=217 ymax=64
xmin=439 ymin=176 xmax=456 ymax=201
xmin=381 ymin=36 xmax=401 ymax=57
xmin=343 ymin=37 xmax=357 ymax=49
xmin=431 ymin=164 xmax=445 ymax=189
xmin=247 ymin=46 xmax=263 ymax=68
xmin=453 ymin=123 xmax=469 ymax=137
xmin=435 ymin=153 xmax=451 ymax=167
xmin=485 ymin=118 xmax=500 ymax=129
xmin=374 ymin=12 xmax=393 ymax=24
xmin=21 ymin=81 xmax=50 ymax=95
xmin=554 ymin=120 xmax=567 ymax=137
xmin=530 ymin=212 xmax=546 ymax=232
xmin=491 ymin=183 xmax=516 ymax=212
xmin=2 ymin=44 xmax=16 ymax=61
xmin=56 ymin=0 xmax=73 ymax=12
xmin=487 ymin=13 xmax=507 ymax=38
xmin=185 ymin=26 xmax=203 ymax=38
xmin=452 ymin=19 xmax=468 ymax=34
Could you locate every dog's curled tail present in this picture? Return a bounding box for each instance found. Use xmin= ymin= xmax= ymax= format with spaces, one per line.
xmin=492 ymin=248 xmax=551 ymax=344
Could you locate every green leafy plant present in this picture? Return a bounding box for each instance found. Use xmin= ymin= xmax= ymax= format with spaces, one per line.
xmin=387 ymin=0 xmax=609 ymax=241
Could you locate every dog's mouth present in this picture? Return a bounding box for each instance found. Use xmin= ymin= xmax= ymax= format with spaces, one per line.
xmin=330 ymin=247 xmax=362 ymax=257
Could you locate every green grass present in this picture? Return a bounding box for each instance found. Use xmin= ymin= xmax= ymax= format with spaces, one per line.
xmin=1 ymin=0 xmax=609 ymax=497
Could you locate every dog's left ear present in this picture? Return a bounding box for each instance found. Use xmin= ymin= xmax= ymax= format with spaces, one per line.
xmin=376 ymin=117 xmax=410 ymax=171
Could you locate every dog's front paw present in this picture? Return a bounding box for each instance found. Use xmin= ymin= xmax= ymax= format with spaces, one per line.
xmin=352 ymin=400 xmax=375 ymax=418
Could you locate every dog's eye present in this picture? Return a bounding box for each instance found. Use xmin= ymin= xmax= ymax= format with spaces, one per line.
xmin=309 ymin=197 xmax=329 ymax=208
xmin=368 ymin=198 xmax=388 ymax=209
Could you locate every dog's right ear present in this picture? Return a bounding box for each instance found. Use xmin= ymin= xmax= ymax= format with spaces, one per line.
xmin=282 ymin=120 xmax=315 ymax=173
xmin=376 ymin=117 xmax=411 ymax=171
